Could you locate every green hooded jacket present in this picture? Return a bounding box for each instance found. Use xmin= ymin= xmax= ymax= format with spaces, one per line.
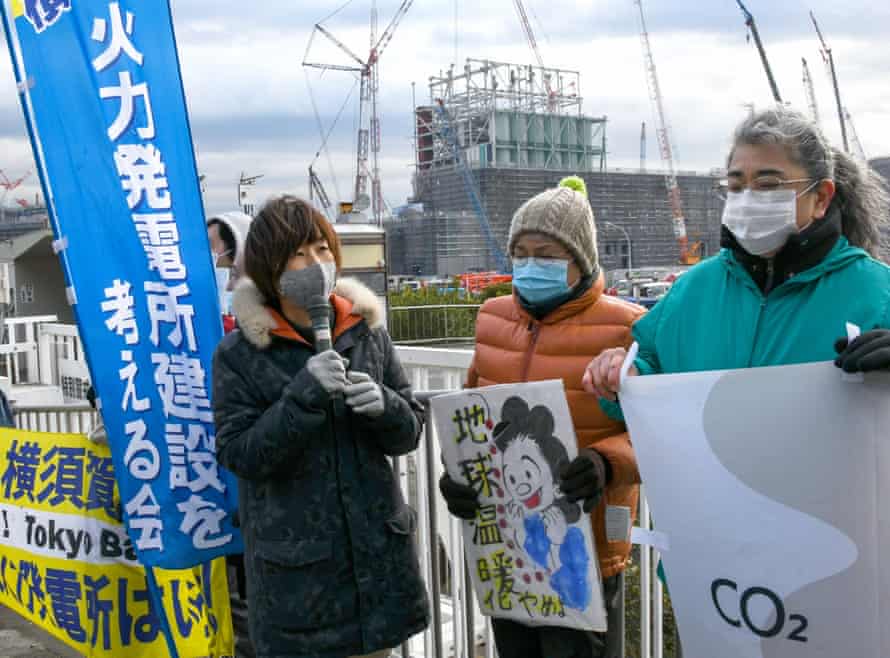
xmin=601 ymin=237 xmax=890 ymax=419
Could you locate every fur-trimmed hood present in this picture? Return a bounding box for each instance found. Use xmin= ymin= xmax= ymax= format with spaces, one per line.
xmin=231 ymin=276 xmax=384 ymax=349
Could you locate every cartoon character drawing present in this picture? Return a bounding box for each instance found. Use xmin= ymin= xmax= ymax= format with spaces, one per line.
xmin=494 ymin=396 xmax=591 ymax=610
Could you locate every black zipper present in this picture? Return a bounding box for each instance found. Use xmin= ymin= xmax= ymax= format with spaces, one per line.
xmin=763 ymin=259 xmax=775 ymax=295
xmin=746 ymin=259 xmax=773 ymax=368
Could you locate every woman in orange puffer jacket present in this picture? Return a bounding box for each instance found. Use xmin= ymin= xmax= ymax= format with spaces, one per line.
xmin=440 ymin=176 xmax=645 ymax=658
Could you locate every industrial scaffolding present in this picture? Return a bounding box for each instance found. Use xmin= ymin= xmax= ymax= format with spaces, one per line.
xmin=386 ymin=58 xmax=729 ymax=276
xmin=414 ymin=59 xmax=606 ymax=189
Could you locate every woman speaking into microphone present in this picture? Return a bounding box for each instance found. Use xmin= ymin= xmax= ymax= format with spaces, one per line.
xmin=211 ymin=195 xmax=429 ymax=658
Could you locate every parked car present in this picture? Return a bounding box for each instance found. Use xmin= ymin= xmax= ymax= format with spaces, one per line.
xmin=635 ymin=281 xmax=672 ymax=308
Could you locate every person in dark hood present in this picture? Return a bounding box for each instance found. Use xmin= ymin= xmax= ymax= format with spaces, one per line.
xmin=212 ymin=196 xmax=429 ymax=658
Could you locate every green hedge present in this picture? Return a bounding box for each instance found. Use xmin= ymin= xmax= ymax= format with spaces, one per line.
xmin=623 ymin=546 xmax=681 ymax=657
xmin=388 ymin=283 xmax=512 ymax=343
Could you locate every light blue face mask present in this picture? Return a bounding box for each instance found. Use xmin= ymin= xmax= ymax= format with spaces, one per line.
xmin=512 ymin=257 xmax=571 ymax=304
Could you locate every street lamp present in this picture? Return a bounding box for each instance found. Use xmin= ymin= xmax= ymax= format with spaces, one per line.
xmin=602 ymin=221 xmax=632 ymax=271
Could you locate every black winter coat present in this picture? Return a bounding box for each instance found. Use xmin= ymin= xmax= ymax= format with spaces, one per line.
xmin=212 ymin=278 xmax=430 ymax=658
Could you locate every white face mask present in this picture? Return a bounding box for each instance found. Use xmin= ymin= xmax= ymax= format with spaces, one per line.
xmin=722 ymin=182 xmax=819 ymax=256
xmin=214 ymin=267 xmax=231 ymax=314
xmin=213 ymin=250 xmax=233 ymax=269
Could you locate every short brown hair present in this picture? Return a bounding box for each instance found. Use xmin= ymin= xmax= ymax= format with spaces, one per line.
xmin=244 ymin=195 xmax=342 ymax=307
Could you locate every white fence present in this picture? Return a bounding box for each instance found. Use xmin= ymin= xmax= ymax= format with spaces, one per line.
xmin=0 ymin=316 xmax=89 ymax=396
xmin=38 ymin=322 xmax=90 ymax=397
xmin=0 ymin=315 xmax=57 ymax=385
xmin=14 ymin=403 xmax=97 ymax=434
xmin=4 ymin=325 xmax=673 ymax=657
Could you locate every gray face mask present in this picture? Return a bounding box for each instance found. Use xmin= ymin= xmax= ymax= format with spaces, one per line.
xmin=721 ymin=182 xmax=820 ymax=256
xmin=278 ymin=261 xmax=337 ymax=308
xmin=279 ymin=262 xmax=338 ymax=350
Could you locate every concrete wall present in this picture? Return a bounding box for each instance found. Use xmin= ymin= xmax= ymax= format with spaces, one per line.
xmin=386 ymin=211 xmax=499 ymax=276
xmin=389 ymin=167 xmax=725 ymax=275
xmin=13 ymin=238 xmax=73 ymax=323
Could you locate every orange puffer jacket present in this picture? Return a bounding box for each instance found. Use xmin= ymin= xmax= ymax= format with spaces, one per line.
xmin=466 ymin=275 xmax=645 ymax=578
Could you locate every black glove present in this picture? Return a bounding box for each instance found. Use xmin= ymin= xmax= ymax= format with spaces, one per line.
xmin=438 ymin=472 xmax=479 ymax=520
xmin=559 ymin=448 xmax=609 ymax=514
xmin=834 ymin=329 xmax=890 ymax=373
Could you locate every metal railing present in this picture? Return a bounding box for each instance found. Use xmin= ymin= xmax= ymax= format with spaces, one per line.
xmin=389 ymin=304 xmax=481 ymax=345
xmin=1 ymin=323 xmax=673 ymax=657
xmin=398 ymin=351 xmax=671 ymax=658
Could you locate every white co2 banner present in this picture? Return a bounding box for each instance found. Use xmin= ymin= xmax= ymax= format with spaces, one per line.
xmin=619 ymin=360 xmax=890 ymax=658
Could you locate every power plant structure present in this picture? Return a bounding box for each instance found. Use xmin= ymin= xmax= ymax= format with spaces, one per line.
xmin=385 ymin=58 xmax=726 ymax=277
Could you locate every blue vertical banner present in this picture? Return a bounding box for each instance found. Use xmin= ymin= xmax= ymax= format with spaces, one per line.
xmin=1 ymin=0 xmax=243 ymax=568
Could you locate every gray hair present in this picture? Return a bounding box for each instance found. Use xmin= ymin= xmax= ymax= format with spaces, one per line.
xmin=729 ymin=107 xmax=889 ymax=258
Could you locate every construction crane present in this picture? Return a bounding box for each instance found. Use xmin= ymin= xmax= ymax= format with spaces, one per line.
xmin=512 ymin=0 xmax=556 ymax=111
xmin=513 ymin=0 xmax=543 ymax=68
xmin=303 ymin=1 xmax=414 ymax=226
xmin=844 ymin=108 xmax=867 ymax=161
xmin=633 ymin=0 xmax=701 ymax=265
xmin=735 ymin=0 xmax=782 ymax=104
xmin=433 ymin=99 xmax=509 ymax=272
xmin=308 ymin=166 xmax=333 ymax=218
xmin=810 ymin=11 xmax=849 ymax=152
xmin=640 ymin=121 xmax=647 ymax=172
xmin=0 ymin=169 xmax=30 ymax=223
xmin=801 ymin=57 xmax=821 ymax=126
xmin=304 ymin=73 xmax=359 ymax=222
xmin=0 ymin=169 xmax=29 ymax=196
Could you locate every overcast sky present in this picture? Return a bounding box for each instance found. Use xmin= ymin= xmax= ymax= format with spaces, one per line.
xmin=1 ymin=0 xmax=888 ymax=217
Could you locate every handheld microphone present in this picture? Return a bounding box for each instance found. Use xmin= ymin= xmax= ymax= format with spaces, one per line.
xmin=279 ymin=262 xmax=337 ymax=353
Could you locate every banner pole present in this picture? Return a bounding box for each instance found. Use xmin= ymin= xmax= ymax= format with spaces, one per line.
xmin=146 ymin=565 xmax=181 ymax=658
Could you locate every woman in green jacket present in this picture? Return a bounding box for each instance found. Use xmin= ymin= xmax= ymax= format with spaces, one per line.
xmin=585 ymin=106 xmax=890 ymax=395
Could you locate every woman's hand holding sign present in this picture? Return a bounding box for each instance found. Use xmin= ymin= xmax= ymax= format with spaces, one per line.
xmin=582 ymin=348 xmax=638 ymax=401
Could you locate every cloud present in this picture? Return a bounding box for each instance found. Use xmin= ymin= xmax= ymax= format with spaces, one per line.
xmin=0 ymin=0 xmax=888 ymax=218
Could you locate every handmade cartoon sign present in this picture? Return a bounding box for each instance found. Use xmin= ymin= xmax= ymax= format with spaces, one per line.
xmin=619 ymin=360 xmax=890 ymax=657
xmin=432 ymin=380 xmax=606 ymax=631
